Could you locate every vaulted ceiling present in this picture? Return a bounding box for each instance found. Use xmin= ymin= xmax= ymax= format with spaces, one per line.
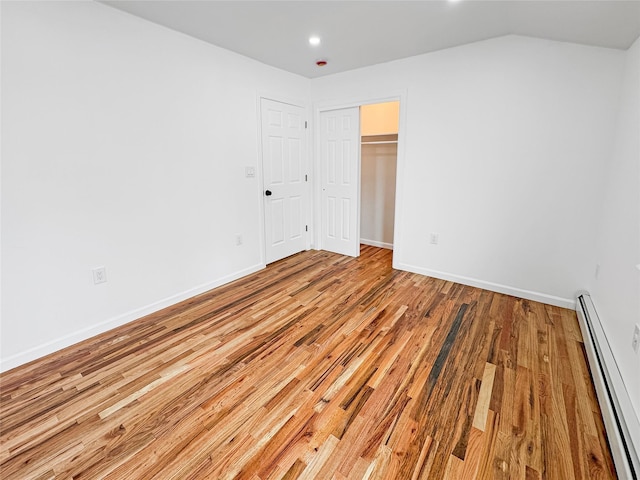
xmin=102 ymin=1 xmax=640 ymax=78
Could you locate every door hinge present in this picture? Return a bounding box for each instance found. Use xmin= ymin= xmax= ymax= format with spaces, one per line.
xmin=305 ymin=174 xmax=308 ymax=182
xmin=305 ymin=121 xmax=308 ymax=129
xmin=305 ymin=225 xmax=308 ymax=232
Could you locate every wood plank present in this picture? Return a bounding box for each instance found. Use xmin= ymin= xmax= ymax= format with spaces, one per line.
xmin=473 ymin=362 xmax=497 ymax=431
xmin=0 ymin=246 xmax=616 ymax=480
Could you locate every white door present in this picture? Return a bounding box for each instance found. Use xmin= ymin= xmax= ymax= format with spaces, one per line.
xmin=261 ymin=98 xmax=307 ymax=264
xmin=319 ymin=107 xmax=360 ymax=257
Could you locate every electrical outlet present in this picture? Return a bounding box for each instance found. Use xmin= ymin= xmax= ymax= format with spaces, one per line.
xmin=429 ymin=233 xmax=439 ymax=245
xmin=235 ymin=234 xmax=243 ymax=246
xmin=92 ymin=267 xmax=107 ymax=285
xmin=632 ymin=324 xmax=640 ymax=354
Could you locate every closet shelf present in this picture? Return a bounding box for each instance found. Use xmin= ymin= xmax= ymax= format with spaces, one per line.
xmin=361 ymin=133 xmax=398 ymax=145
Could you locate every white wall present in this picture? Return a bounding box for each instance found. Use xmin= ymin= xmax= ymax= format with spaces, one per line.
xmin=592 ymin=36 xmax=640 ymax=419
xmin=0 ymin=1 xmax=309 ymax=370
xmin=360 ymin=143 xmax=397 ymax=248
xmin=2 ymin=1 xmax=636 ymax=389
xmin=312 ymin=35 xmax=625 ymax=308
xmin=360 ymin=102 xmax=399 ymax=249
xmin=361 ymin=102 xmax=400 ymax=136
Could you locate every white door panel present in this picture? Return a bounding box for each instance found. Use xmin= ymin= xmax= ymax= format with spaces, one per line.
xmin=320 ymin=107 xmax=360 ymax=257
xmin=261 ymin=99 xmax=307 ymax=264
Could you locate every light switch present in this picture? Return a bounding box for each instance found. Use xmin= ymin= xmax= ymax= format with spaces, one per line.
xmin=245 ymin=166 xmax=256 ymax=178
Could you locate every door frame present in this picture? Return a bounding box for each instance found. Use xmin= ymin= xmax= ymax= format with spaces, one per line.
xmin=257 ymin=93 xmax=311 ymax=266
xmin=312 ymin=90 xmax=408 ymax=262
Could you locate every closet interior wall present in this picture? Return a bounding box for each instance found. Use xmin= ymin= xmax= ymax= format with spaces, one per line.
xmin=360 ymin=102 xmax=400 ymax=250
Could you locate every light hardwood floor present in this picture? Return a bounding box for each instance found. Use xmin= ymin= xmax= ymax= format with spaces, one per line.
xmin=0 ymin=246 xmax=616 ymax=479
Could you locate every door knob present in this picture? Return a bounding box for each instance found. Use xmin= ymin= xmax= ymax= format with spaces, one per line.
xmin=265 ymin=190 xmax=272 ymax=196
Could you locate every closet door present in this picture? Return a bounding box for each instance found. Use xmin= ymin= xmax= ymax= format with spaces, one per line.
xmin=319 ymin=107 xmax=360 ymax=257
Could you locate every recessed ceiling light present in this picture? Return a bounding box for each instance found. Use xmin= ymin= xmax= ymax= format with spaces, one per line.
xmin=309 ymin=36 xmax=321 ymax=46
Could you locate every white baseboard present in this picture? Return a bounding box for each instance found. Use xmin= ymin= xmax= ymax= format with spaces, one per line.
xmin=393 ymin=261 xmax=575 ymax=309
xmin=0 ymin=263 xmax=265 ymax=373
xmin=361 ymin=239 xmax=394 ymax=250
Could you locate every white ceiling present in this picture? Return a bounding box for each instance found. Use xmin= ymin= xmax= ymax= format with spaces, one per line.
xmin=101 ymin=0 xmax=640 ymax=78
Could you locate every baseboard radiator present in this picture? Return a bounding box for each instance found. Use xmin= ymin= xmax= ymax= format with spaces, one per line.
xmin=576 ymin=292 xmax=639 ymax=479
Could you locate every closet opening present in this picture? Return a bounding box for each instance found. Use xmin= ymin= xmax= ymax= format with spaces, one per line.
xmin=360 ymin=101 xmax=399 ymax=251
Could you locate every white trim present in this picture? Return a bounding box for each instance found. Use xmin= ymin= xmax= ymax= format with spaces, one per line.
xmin=313 ymin=90 xmax=407 ymax=113
xmin=255 ymin=93 xmax=267 ymax=266
xmin=0 ymin=263 xmax=265 ymax=373
xmin=361 ymin=239 xmax=393 ymax=250
xmin=393 ymin=261 xmax=575 ymax=309
xmin=312 ymin=90 xmax=408 ymax=257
